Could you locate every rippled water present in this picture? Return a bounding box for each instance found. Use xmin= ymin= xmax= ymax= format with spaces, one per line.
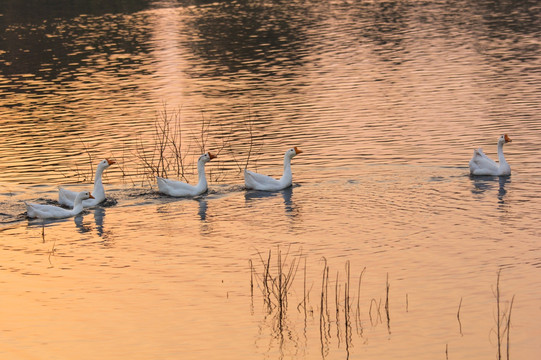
xmin=1 ymin=0 xmax=540 ymax=359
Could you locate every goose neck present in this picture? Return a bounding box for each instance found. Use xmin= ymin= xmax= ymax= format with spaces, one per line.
xmin=197 ymin=161 xmax=208 ymax=187
xmin=94 ymin=166 xmax=105 ymax=185
xmin=283 ymin=155 xmax=292 ymax=169
xmin=72 ymin=197 xmax=84 ymax=214
xmin=497 ymin=142 xmax=507 ymax=165
xmin=280 ymin=156 xmax=293 ymax=185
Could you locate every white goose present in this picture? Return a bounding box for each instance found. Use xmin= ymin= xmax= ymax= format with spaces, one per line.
xmin=59 ymin=158 xmax=115 ymax=207
xmin=26 ymin=191 xmax=94 ymax=219
xmin=157 ymin=152 xmax=217 ymax=197
xmin=245 ymin=147 xmax=303 ymax=191
xmin=469 ymin=134 xmax=512 ymax=176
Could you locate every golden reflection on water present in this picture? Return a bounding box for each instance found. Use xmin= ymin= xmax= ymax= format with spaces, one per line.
xmin=2 ymin=166 xmax=541 ymax=359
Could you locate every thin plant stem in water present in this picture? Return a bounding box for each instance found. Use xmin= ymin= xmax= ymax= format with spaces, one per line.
xmin=405 ymin=293 xmax=409 ymax=312
xmin=355 ymin=267 xmax=366 ymax=336
xmin=494 ymin=268 xmax=503 ymax=360
xmin=79 ymin=136 xmax=94 ymax=181
xmin=457 ymin=297 xmax=463 ymax=336
xmin=492 ymin=268 xmax=516 ymax=360
xmin=385 ymin=273 xmax=391 ymax=335
xmin=506 ymin=295 xmax=515 ymax=360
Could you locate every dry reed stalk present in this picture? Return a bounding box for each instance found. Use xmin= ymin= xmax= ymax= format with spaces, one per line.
xmin=227 ymin=110 xmax=263 ymax=173
xmin=344 ymin=261 xmax=352 ymax=350
xmin=335 ymin=271 xmax=341 ymax=342
xmin=134 ymin=106 xmax=189 ymax=184
xmin=319 ymin=257 xmax=331 ymax=358
xmin=47 ymin=240 xmax=56 ymax=266
xmin=79 ymin=137 xmax=94 ymax=181
xmin=249 ymin=259 xmax=254 ymax=298
xmin=369 ymin=298 xmax=382 ymax=326
xmin=355 ymin=267 xmax=366 ymax=336
xmin=493 ymin=268 xmax=515 ymax=360
xmin=243 ymin=111 xmax=255 ymax=171
xmin=506 ymin=295 xmax=515 ymax=360
xmin=406 ymin=293 xmax=409 ymax=312
xmin=385 ymin=273 xmax=391 ymax=334
xmin=497 ymin=270 xmax=501 ymax=359
xmin=457 ymin=297 xmax=463 ymax=336
xmin=252 ymin=246 xmax=302 ymax=322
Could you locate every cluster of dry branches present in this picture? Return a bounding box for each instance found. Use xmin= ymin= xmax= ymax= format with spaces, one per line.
xmin=63 ymin=105 xmax=264 ymax=187
xmin=131 ymin=106 xmax=262 ymax=187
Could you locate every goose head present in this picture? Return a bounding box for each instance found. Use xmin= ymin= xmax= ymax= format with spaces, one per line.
xmin=98 ymin=158 xmax=116 ymax=169
xmin=286 ymin=147 xmax=303 ymax=159
xmin=499 ymin=134 xmax=512 ymax=145
xmin=78 ymin=191 xmax=95 ymax=200
xmin=199 ymin=152 xmax=217 ymax=163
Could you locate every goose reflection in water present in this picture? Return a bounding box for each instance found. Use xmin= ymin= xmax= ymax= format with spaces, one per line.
xmin=197 ymin=198 xmax=208 ymax=221
xmin=470 ymin=175 xmax=510 ymax=202
xmin=244 ymin=186 xmax=299 ymax=217
xmin=93 ymin=207 xmax=106 ymax=236
xmin=74 ymin=213 xmax=90 ymax=233
xmin=73 ymin=207 xmax=110 ymax=239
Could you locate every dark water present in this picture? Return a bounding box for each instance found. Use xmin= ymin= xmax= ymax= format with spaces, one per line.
xmin=1 ymin=1 xmax=540 ymax=359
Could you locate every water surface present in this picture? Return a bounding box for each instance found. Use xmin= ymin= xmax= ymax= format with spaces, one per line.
xmin=1 ymin=0 xmax=540 ymax=359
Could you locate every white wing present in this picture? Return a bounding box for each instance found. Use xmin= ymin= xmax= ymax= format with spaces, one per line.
xmin=26 ymin=202 xmax=73 ymax=219
xmin=469 ymin=148 xmax=499 ymax=175
xmin=157 ymin=177 xmax=200 ymax=197
xmin=244 ymin=170 xmax=283 ymax=191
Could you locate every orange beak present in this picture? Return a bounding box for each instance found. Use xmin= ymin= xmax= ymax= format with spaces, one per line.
xmin=208 ymin=152 xmax=217 ymax=160
xmin=294 ymin=147 xmax=303 ymax=154
xmin=106 ymin=158 xmax=116 ymax=165
xmin=504 ymin=134 xmax=512 ymax=143
xmin=89 ymin=193 xmax=95 ymax=199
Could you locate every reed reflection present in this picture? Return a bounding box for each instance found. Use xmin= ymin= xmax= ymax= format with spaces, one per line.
xmin=251 ymin=251 xmax=391 ymax=359
xmin=250 ymin=247 xmax=302 ymax=359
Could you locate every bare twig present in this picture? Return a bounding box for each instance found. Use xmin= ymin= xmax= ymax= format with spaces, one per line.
xmin=79 ymin=136 xmax=94 ymax=181
xmin=457 ymin=297 xmax=463 ymax=336
xmin=506 ymin=295 xmax=515 ymax=360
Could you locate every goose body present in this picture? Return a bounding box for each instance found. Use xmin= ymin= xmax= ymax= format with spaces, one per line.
xmin=245 ymin=147 xmax=302 ymax=191
xmin=157 ymin=152 xmax=216 ymax=197
xmin=59 ymin=159 xmax=115 ymax=207
xmin=26 ymin=191 xmax=94 ymax=219
xmin=469 ymin=134 xmax=512 ymax=176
